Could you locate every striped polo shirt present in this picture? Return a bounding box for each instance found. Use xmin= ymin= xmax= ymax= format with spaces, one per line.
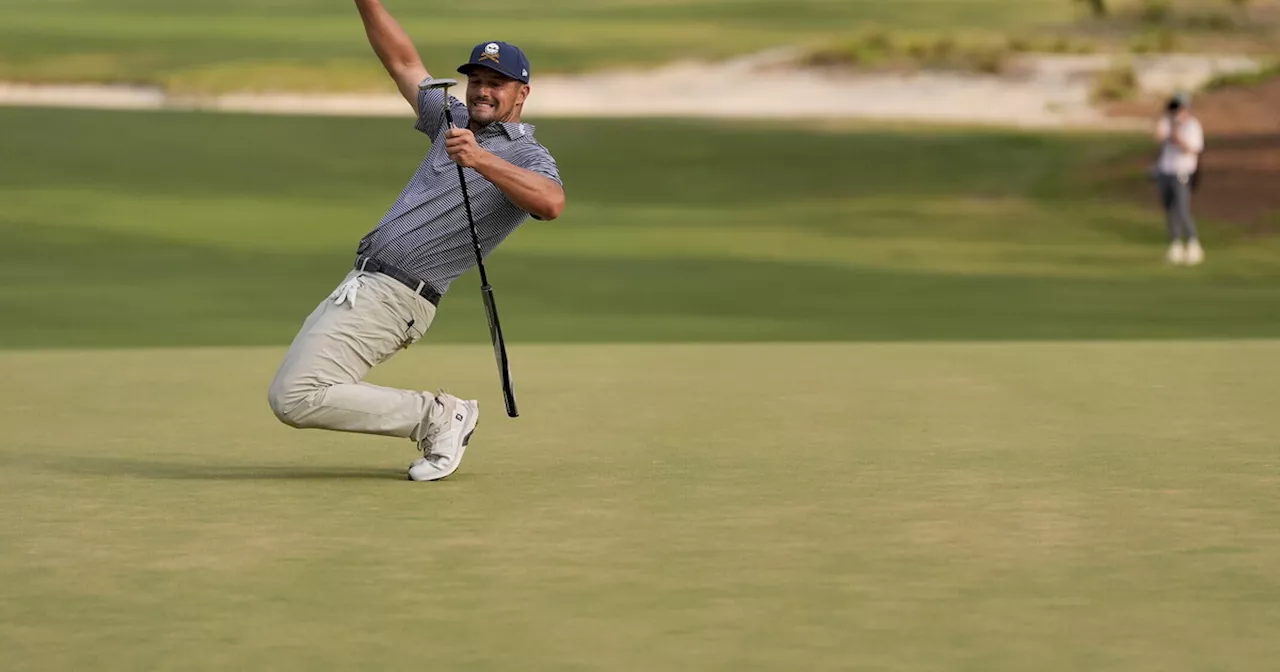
xmin=357 ymin=81 xmax=562 ymax=295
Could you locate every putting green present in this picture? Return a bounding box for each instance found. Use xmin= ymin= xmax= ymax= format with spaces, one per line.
xmin=2 ymin=342 xmax=1278 ymax=670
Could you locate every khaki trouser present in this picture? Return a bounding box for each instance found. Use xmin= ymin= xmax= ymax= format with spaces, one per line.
xmin=268 ymin=270 xmax=439 ymax=442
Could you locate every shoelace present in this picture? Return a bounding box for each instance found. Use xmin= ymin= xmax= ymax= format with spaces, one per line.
xmin=420 ymin=394 xmax=451 ymax=456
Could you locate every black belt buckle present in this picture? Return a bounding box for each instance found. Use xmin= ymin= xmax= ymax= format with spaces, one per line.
xmin=355 ymin=256 xmax=441 ymax=307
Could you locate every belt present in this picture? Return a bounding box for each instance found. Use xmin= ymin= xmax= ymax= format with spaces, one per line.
xmin=354 ymin=255 xmax=442 ymax=306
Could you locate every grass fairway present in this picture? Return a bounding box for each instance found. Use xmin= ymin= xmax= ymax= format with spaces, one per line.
xmin=0 ymin=0 xmax=1075 ymax=91
xmin=2 ymin=342 xmax=1279 ymax=670
xmin=3 ymin=107 xmax=1280 ymax=348
xmin=2 ymin=107 xmax=1279 ymax=668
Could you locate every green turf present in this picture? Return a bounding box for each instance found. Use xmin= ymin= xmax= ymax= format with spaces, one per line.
xmin=0 ymin=0 xmax=1080 ymax=91
xmin=2 ymin=107 xmax=1279 ymax=348
xmin=2 ymin=342 xmax=1278 ymax=670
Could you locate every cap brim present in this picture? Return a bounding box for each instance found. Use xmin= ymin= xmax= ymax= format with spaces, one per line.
xmin=456 ymin=62 xmax=522 ymax=82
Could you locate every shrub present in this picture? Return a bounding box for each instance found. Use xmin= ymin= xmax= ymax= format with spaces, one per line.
xmin=1091 ymin=62 xmax=1139 ymax=102
xmin=1202 ymin=62 xmax=1280 ymax=90
xmin=1140 ymin=0 xmax=1173 ymax=25
xmin=1129 ymin=28 xmax=1179 ymax=53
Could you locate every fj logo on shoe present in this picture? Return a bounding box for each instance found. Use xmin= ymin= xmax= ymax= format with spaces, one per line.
xmin=456 ymin=413 xmax=464 ymax=421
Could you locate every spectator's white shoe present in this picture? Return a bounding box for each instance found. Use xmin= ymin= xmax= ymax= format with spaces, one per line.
xmin=1166 ymin=241 xmax=1187 ymax=265
xmin=409 ymin=392 xmax=479 ymax=482
xmin=1185 ymin=239 xmax=1205 ymax=266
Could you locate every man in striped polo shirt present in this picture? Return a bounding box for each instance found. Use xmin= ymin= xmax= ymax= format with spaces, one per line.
xmin=267 ymin=0 xmax=565 ymax=481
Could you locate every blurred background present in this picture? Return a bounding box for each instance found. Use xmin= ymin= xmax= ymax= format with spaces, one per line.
xmin=2 ymin=0 xmax=1278 ymax=346
xmin=2 ymin=2 xmax=1279 ymax=670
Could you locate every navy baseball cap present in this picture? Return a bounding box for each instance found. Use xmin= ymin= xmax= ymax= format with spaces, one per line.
xmin=457 ymin=41 xmax=531 ymax=84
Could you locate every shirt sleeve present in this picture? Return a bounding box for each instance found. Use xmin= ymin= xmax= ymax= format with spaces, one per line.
xmin=413 ymin=80 xmax=466 ymax=143
xmin=511 ymin=142 xmax=563 ymax=186
xmin=508 ymin=141 xmax=562 ymax=220
xmin=1155 ymin=116 xmax=1171 ymax=141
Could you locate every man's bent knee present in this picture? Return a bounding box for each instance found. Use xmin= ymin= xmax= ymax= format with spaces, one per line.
xmin=268 ymin=376 xmax=320 ymax=429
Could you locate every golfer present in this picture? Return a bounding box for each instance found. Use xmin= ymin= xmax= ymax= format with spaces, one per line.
xmin=1154 ymin=93 xmax=1205 ymax=266
xmin=267 ymin=0 xmax=565 ymax=481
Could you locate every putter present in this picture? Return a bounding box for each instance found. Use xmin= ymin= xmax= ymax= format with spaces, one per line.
xmin=420 ymin=78 xmax=519 ymax=418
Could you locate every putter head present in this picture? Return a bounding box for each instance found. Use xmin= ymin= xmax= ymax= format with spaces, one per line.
xmin=419 ymin=78 xmax=458 ymax=91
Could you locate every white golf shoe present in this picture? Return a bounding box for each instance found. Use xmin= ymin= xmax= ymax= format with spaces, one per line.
xmin=1165 ymin=241 xmax=1187 ymax=265
xmin=1185 ymin=239 xmax=1205 ymax=266
xmin=409 ymin=392 xmax=480 ymax=482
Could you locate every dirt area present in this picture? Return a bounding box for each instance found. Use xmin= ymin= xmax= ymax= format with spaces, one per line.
xmin=1110 ymin=76 xmax=1280 ymax=232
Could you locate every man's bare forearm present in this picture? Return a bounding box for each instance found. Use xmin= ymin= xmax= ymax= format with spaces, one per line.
xmin=354 ymin=0 xmax=428 ymax=106
xmin=473 ymin=154 xmax=565 ymax=221
xmin=355 ymin=0 xmax=421 ymax=73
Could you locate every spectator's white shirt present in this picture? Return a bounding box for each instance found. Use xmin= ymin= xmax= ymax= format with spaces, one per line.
xmin=1156 ymin=115 xmax=1204 ymax=177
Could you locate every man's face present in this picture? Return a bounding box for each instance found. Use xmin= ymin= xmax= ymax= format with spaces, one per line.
xmin=465 ymin=68 xmax=529 ymax=126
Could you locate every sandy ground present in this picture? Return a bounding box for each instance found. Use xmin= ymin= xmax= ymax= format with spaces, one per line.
xmin=0 ymin=52 xmax=1262 ymax=130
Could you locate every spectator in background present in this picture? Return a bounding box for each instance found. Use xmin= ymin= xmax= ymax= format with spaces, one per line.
xmin=1154 ymin=93 xmax=1205 ymax=266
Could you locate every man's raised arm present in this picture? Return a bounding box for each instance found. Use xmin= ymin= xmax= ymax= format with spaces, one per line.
xmin=354 ymin=0 xmax=429 ymax=112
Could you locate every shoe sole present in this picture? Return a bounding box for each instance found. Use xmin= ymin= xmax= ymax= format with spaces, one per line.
xmin=409 ymin=400 xmax=479 ymax=482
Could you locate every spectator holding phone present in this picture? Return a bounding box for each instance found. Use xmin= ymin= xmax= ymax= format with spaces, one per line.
xmin=1154 ymin=93 xmax=1205 ymax=266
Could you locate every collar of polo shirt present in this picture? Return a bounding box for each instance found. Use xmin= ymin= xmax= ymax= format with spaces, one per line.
xmin=476 ymin=121 xmax=532 ymax=140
